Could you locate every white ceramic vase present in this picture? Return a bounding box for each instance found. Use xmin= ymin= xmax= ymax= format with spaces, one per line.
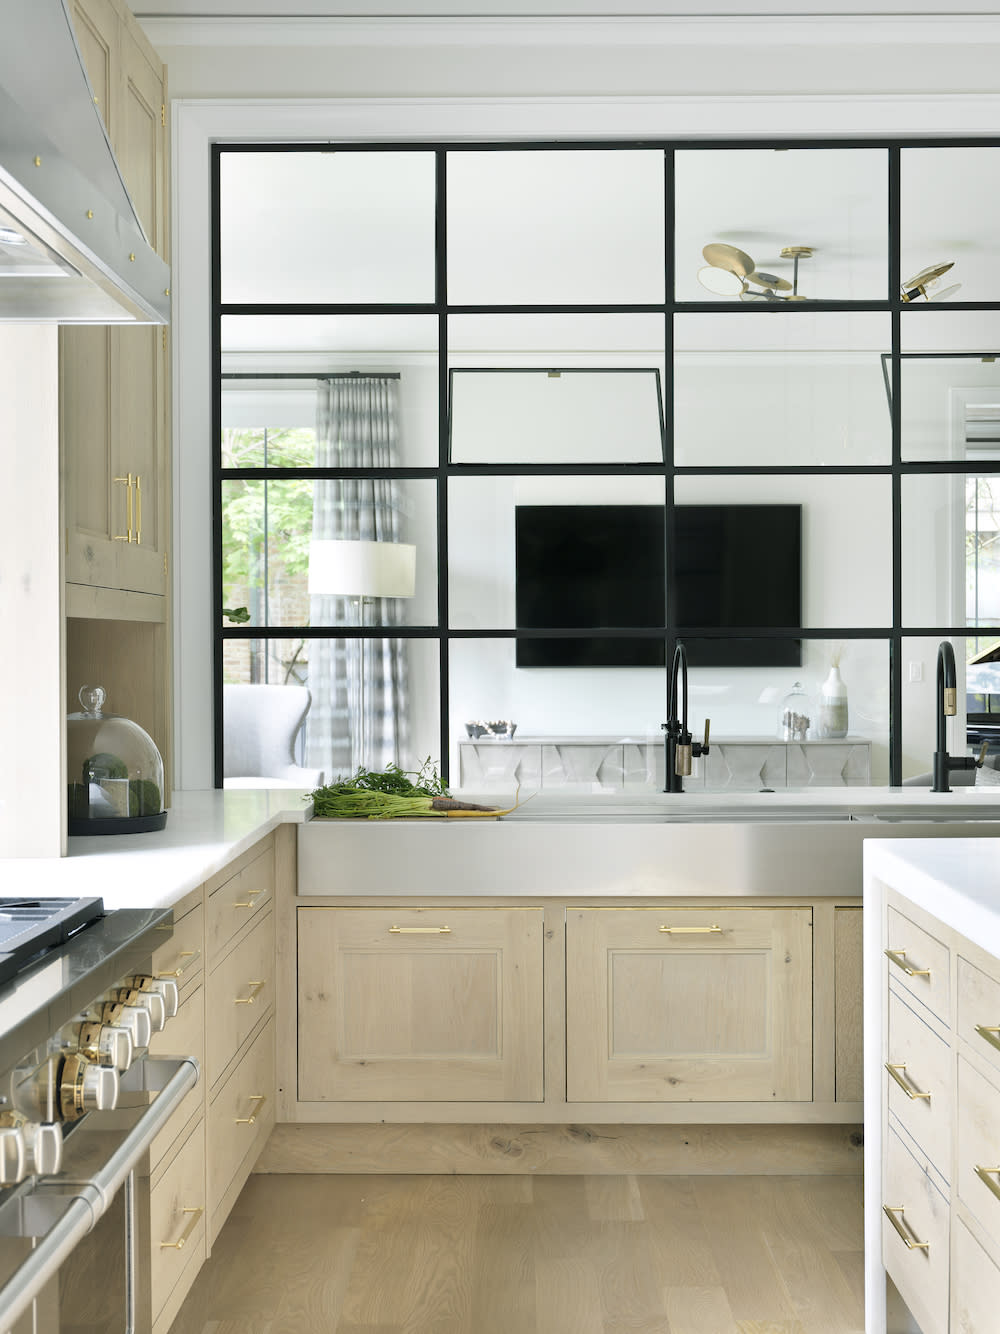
xmin=819 ymin=664 xmax=849 ymax=739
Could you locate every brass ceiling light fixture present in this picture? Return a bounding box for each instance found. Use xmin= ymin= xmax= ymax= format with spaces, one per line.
xmin=697 ymin=243 xmax=814 ymax=301
xmin=901 ymin=261 xmax=961 ymax=303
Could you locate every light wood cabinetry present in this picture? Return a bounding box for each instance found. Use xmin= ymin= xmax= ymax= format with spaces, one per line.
xmin=286 ymin=889 xmax=861 ymax=1142
xmin=141 ymin=831 xmax=284 ymax=1327
xmin=62 ymin=0 xmax=172 ymax=792
xmin=565 ymin=905 xmax=813 ymax=1102
xmin=204 ymin=839 xmax=277 ymax=1245
xmin=297 ymin=906 xmax=544 ymax=1103
xmin=877 ymin=888 xmax=1000 ymax=1333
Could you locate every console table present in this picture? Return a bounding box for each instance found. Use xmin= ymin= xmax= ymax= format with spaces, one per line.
xmin=458 ymin=734 xmax=872 ymax=792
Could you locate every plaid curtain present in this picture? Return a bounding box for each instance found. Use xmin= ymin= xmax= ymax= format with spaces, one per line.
xmin=306 ymin=375 xmax=410 ymax=777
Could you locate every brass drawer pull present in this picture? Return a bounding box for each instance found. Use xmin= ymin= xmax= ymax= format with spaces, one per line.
xmin=883 ymin=1205 xmax=930 ymax=1250
xmin=659 ymin=924 xmax=723 ymax=935
xmin=885 ymin=1063 xmax=931 ymax=1100
xmin=235 ymin=1094 xmax=266 ymax=1126
xmin=134 ymin=473 xmax=142 ymax=545
xmin=389 ymin=925 xmax=451 ymax=935
xmin=885 ymin=948 xmax=931 ymax=978
xmin=975 ymin=1165 xmax=1000 ymax=1204
xmin=976 ymin=1024 xmax=1000 ymax=1054
xmin=158 ymin=949 xmax=200 ymax=980
xmin=160 ymin=1206 xmax=203 ymax=1250
xmin=113 ymin=473 xmax=135 ymax=543
xmin=234 ymin=980 xmax=266 ymax=1006
xmin=233 ymin=894 xmax=265 ymax=908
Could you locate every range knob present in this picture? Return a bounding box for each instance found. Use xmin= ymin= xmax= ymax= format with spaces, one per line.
xmin=23 ymin=1121 xmax=62 ymax=1176
xmin=125 ymin=974 xmax=179 ymax=1021
xmin=59 ymin=1053 xmax=119 ymax=1122
xmin=76 ymin=1020 xmax=134 ymax=1072
xmin=114 ymin=986 xmax=166 ymax=1033
xmin=0 ymin=1127 xmax=25 ymax=1186
xmin=101 ymin=1000 xmax=152 ymax=1051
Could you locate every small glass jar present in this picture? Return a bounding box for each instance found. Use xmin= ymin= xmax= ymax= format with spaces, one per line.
xmin=67 ymin=686 xmax=166 ymax=835
xmin=778 ymin=682 xmax=811 ymax=741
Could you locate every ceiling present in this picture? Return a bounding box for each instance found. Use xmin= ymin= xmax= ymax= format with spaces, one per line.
xmin=131 ymin=1 xmax=1000 ymax=14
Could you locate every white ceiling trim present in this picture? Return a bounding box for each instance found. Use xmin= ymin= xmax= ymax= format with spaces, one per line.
xmin=139 ymin=13 xmax=1000 ymax=47
xmin=172 ymin=93 xmax=1000 ymax=141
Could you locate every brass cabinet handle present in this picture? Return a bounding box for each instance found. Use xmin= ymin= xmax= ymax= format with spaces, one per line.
xmin=976 ymin=1024 xmax=1000 ymax=1054
xmin=883 ymin=1205 xmax=930 ymax=1250
xmin=160 ymin=1206 xmax=203 ymax=1250
xmin=235 ymin=1094 xmax=266 ymax=1125
xmin=158 ymin=949 xmax=200 ymax=980
xmin=234 ymin=980 xmax=266 ymax=1006
xmin=134 ymin=473 xmax=141 ymax=544
xmin=113 ymin=473 xmax=134 ymax=543
xmin=975 ymin=1166 xmax=1000 ymax=1204
xmin=233 ymin=893 xmax=266 ymax=908
xmin=885 ymin=948 xmax=931 ymax=978
xmin=885 ymin=1063 xmax=932 ymax=1100
xmin=389 ymin=925 xmax=451 ymax=934
xmin=659 ymin=924 xmax=723 ymax=935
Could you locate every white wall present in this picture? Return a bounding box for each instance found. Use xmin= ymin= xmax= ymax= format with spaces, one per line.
xmin=0 ymin=327 xmax=65 ymax=855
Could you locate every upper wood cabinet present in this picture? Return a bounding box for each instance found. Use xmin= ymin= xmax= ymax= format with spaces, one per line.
xmin=61 ymin=0 xmax=169 ymax=603
xmin=565 ymin=905 xmax=813 ymax=1102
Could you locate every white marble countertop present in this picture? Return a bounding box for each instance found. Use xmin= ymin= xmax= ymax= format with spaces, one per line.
xmin=863 ymin=836 xmax=1000 ymax=954
xmin=0 ymin=789 xmax=312 ymax=910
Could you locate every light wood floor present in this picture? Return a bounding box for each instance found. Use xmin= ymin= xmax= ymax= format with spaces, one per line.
xmin=168 ymin=1173 xmax=864 ymax=1334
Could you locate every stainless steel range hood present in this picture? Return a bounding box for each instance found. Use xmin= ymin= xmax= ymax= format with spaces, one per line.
xmin=0 ymin=1 xmax=170 ymax=323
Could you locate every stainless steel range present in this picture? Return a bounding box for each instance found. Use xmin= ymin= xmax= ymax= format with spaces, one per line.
xmin=0 ymin=896 xmax=199 ymax=1332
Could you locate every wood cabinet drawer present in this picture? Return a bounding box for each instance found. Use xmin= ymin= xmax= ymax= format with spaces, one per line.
xmin=953 ymin=1216 xmax=1000 ymax=1333
xmin=886 ymin=988 xmax=951 ymax=1177
xmin=207 ymin=844 xmax=274 ymax=966
xmin=882 ymin=1126 xmax=949 ymax=1334
xmin=959 ymin=952 xmax=1000 ymax=1076
xmin=149 ymin=1117 xmax=206 ymax=1323
xmin=207 ymin=907 xmax=274 ymax=1090
xmin=566 ymin=905 xmax=812 ymax=1102
xmin=151 ymin=900 xmax=203 ymax=1004
xmin=885 ymin=905 xmax=950 ymax=1025
xmin=208 ymin=1016 xmax=275 ymax=1234
xmin=958 ymin=1054 xmax=1000 ymax=1252
xmin=297 ymin=906 xmax=544 ymax=1102
xmin=147 ymin=983 xmax=205 ymax=1170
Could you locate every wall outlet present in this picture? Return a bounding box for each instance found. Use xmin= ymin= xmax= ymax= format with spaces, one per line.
xmin=908 ymin=661 xmax=924 ymax=683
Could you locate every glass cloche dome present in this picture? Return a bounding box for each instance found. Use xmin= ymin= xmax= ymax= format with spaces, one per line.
xmin=67 ymin=686 xmax=166 ymax=835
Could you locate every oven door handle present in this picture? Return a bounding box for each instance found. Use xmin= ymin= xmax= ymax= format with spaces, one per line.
xmin=0 ymin=1055 xmax=199 ymax=1333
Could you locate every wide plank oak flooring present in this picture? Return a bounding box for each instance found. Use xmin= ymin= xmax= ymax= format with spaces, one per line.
xmin=168 ymin=1173 xmax=863 ymax=1334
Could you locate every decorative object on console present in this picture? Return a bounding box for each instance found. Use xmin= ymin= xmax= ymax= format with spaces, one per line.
xmin=779 ymin=682 xmax=811 ymax=741
xmin=818 ymin=652 xmax=849 ymax=739
xmin=67 ymin=686 xmax=166 ymax=835
xmin=465 ymin=720 xmax=517 ymax=739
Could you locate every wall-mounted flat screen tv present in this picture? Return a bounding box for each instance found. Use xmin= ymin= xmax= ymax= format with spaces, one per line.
xmin=515 ymin=503 xmax=801 ymax=668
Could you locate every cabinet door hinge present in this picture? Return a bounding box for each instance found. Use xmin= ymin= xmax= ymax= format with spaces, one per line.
xmin=162 ymin=327 xmax=167 ymax=352
xmin=161 ymin=104 xmax=166 ymax=128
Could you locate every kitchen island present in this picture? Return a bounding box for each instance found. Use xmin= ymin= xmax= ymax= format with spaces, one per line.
xmin=864 ymin=837 xmax=1000 ymax=1334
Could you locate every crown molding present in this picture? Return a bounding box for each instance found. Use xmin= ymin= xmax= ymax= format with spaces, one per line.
xmin=139 ymin=13 xmax=1000 ymax=48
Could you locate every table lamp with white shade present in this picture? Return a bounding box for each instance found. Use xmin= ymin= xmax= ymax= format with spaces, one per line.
xmin=308 ymin=538 xmax=416 ymax=771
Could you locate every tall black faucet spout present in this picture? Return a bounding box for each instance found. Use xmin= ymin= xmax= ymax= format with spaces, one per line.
xmin=933 ymin=639 xmax=962 ymax=793
xmin=663 ymin=643 xmax=691 ymax=793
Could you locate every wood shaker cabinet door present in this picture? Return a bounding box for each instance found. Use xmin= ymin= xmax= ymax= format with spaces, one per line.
xmin=297 ymin=906 xmax=544 ymax=1102
xmin=566 ymin=906 xmax=812 ymax=1102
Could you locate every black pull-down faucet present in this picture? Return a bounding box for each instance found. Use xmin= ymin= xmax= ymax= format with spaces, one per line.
xmin=661 ymin=642 xmax=711 ymax=793
xmin=932 ymin=640 xmax=988 ymax=792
